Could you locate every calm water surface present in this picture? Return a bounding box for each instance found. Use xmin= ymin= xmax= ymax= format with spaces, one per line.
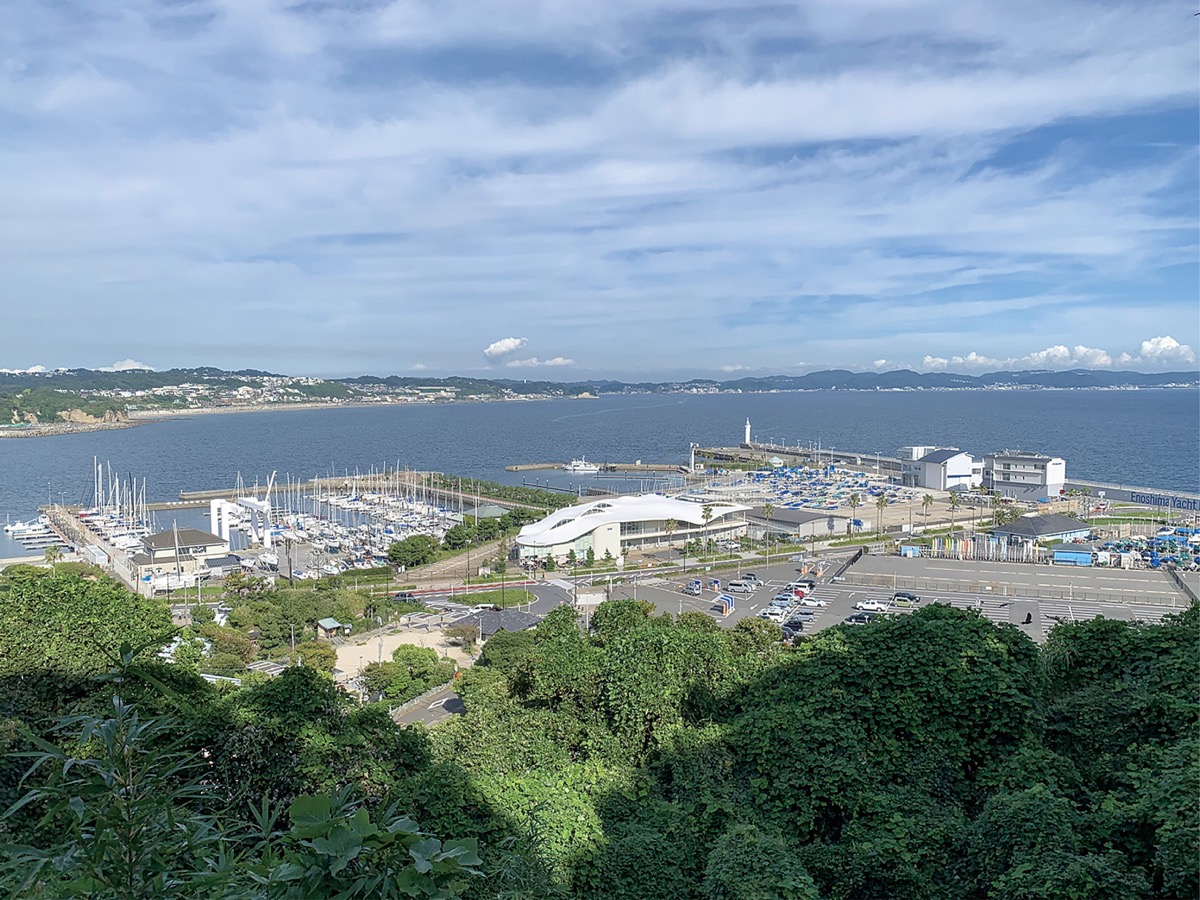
xmin=1 ymin=389 xmax=1196 ymax=555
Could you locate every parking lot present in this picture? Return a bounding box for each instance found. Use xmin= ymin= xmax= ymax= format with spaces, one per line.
xmin=599 ymin=556 xmax=1186 ymax=644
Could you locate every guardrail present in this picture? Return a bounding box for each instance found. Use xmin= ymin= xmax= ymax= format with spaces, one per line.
xmin=837 ymin=573 xmax=1185 ymax=607
xmin=389 ymin=679 xmax=458 ymax=719
xmin=1164 ymin=567 xmax=1198 ymax=604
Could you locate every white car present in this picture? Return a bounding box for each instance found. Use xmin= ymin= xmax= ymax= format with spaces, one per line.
xmin=758 ymin=607 xmax=787 ymax=622
xmin=795 ymin=597 xmax=827 ymax=608
xmin=854 ymin=599 xmax=891 ymax=612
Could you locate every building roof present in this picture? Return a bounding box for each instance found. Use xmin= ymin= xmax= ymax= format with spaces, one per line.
xmin=143 ymin=528 xmax=226 ymax=551
xmin=464 ymin=609 xmax=543 ymax=639
xmin=990 ymin=514 xmax=1090 ymax=539
xmin=317 ymin=617 xmax=346 ymax=631
xmin=203 ymin=554 xmax=242 ymax=570
xmin=461 ymin=504 xmax=509 ymax=519
xmin=516 ymin=494 xmax=751 ymax=549
xmin=918 ymin=448 xmax=969 ymax=465
xmin=985 ymin=449 xmax=1061 ymax=462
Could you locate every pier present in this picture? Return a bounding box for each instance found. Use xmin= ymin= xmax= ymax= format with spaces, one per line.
xmin=506 ymin=462 xmax=690 ymax=473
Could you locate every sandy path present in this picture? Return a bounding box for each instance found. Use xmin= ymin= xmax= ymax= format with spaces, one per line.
xmin=335 ymin=626 xmax=475 ymax=679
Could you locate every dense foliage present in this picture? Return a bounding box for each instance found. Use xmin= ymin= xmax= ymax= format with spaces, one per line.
xmin=0 ymin=563 xmax=1195 ymax=898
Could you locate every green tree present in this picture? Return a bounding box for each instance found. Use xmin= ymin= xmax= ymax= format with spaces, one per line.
xmin=875 ymin=493 xmax=889 ymax=535
xmin=442 ymin=523 xmax=474 ymax=550
xmin=0 ymin=568 xmax=173 ymax=678
xmin=477 ymin=629 xmax=536 ymax=674
xmin=294 ymin=640 xmax=338 ymax=673
xmin=590 ymin=598 xmax=655 ymax=645
xmin=702 ymin=822 xmax=819 ymax=899
xmin=701 ymin=504 xmax=714 ymax=557
xmin=847 ymin=492 xmax=861 ymax=533
xmin=921 ymin=493 xmax=934 ymax=528
xmin=663 ymin=518 xmax=679 ymax=558
xmin=42 ymin=545 xmax=61 ymax=566
xmin=949 ymin=491 xmax=961 ymax=534
xmin=387 ymin=534 xmax=440 ymax=569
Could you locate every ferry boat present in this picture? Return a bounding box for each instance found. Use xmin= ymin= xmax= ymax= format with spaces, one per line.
xmin=563 ymin=457 xmax=601 ymax=474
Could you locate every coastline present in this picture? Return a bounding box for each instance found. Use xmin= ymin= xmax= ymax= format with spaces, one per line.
xmin=0 ymin=401 xmax=402 ymax=438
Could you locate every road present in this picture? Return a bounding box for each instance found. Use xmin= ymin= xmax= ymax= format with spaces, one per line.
xmin=396 ymin=555 xmax=1187 ymax=726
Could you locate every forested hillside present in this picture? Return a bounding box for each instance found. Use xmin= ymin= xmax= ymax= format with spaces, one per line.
xmin=0 ymin=568 xmax=1195 ymax=898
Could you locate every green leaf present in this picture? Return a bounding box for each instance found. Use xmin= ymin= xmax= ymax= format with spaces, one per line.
xmin=288 ymin=794 xmax=332 ymax=830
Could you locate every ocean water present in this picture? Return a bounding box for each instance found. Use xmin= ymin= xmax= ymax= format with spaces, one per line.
xmin=1 ymin=389 xmax=1196 ymax=556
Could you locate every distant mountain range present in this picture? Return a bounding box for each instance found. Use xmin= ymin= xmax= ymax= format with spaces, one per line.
xmin=1 ymin=366 xmax=1196 ymax=399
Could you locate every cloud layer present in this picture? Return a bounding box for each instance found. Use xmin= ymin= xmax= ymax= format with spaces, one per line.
xmin=0 ymin=1 xmax=1195 ymax=377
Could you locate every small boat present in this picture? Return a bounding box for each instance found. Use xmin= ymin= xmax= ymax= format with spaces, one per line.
xmin=563 ymin=457 xmax=601 ymax=474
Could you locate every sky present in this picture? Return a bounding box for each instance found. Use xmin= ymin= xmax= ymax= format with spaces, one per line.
xmin=1 ymin=1 xmax=1197 ymax=379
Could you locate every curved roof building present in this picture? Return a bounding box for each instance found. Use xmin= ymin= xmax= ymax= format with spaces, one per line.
xmin=516 ymin=494 xmax=751 ymax=562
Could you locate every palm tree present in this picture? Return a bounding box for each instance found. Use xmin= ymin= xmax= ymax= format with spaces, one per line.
xmin=761 ymin=502 xmax=774 ymax=564
xmin=921 ymin=494 xmax=933 ymax=529
xmin=875 ymin=494 xmax=889 ymax=536
xmin=949 ymin=492 xmax=961 ymax=535
xmin=847 ymin=493 xmax=861 ymax=535
xmin=701 ymin=504 xmax=714 ymax=557
xmin=664 ymin=517 xmax=679 ymax=556
xmin=43 ymin=545 xmax=61 ymax=566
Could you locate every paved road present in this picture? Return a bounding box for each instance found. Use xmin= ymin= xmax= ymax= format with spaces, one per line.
xmin=397 ymin=555 xmax=1186 ymax=726
xmin=393 ymin=683 xmax=466 ymax=727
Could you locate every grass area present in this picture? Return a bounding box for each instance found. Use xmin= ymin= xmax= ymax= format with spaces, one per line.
xmin=452 ymin=588 xmax=537 ymax=608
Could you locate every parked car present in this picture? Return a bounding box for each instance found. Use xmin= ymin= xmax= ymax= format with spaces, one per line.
xmin=795 ymin=577 xmax=818 ymax=589
xmin=784 ymin=614 xmax=815 ymax=628
xmin=844 ymin=612 xmax=875 ymax=625
xmin=682 ymin=582 xmax=702 ymax=596
xmin=392 ymin=591 xmax=417 ymax=602
xmin=727 ymin=580 xmax=756 ymax=593
xmin=769 ymin=597 xmax=793 ymax=609
xmin=795 ymin=596 xmax=827 ymax=608
xmin=773 ymin=591 xmax=796 ymax=603
xmin=742 ymin=573 xmax=763 ymax=585
xmin=758 ymin=607 xmax=787 ymax=622
xmin=780 ymin=625 xmax=801 ymax=641
xmin=891 ymin=591 xmax=921 ymax=606
xmin=854 ymin=599 xmax=891 ymax=612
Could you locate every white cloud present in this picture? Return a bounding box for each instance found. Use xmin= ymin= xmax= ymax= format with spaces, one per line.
xmin=0 ymin=2 xmax=1193 ymax=376
xmin=101 ymin=358 xmax=153 ymax=371
xmin=0 ymin=365 xmax=47 ymax=374
xmin=483 ymin=337 xmax=528 ymax=359
xmin=504 ymin=356 xmax=575 ymax=368
xmin=872 ymin=359 xmax=888 ymax=368
xmin=917 ymin=337 xmax=1194 ymax=372
xmin=1135 ymin=335 xmax=1196 ymax=364
xmin=410 ymin=363 xmax=427 ymax=370
xmin=719 ymin=364 xmax=748 ymax=372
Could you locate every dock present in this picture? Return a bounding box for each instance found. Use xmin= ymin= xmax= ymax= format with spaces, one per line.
xmin=506 ymin=462 xmax=689 ymax=473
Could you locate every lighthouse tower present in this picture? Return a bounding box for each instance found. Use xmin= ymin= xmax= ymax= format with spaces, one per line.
xmin=744 ymin=418 xmax=751 ymax=447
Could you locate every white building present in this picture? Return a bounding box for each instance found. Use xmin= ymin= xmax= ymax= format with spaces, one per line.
xmin=899 ymin=446 xmax=981 ymax=491
xmin=515 ymin=494 xmax=751 ymax=563
xmin=898 ymin=445 xmax=943 ymax=487
xmin=983 ymin=450 xmax=1066 ymax=500
xmin=915 ymin=449 xmax=980 ymax=492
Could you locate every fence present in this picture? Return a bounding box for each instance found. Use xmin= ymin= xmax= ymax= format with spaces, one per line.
xmin=838 ymin=573 xmax=1185 ymax=607
xmin=1165 ymin=567 xmax=1199 ymax=605
xmin=389 ymin=679 xmax=458 ymax=719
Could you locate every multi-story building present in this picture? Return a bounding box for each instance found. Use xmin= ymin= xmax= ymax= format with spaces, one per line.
xmin=983 ymin=450 xmax=1066 ymax=500
xmin=516 ymin=494 xmax=750 ymax=564
xmin=898 ymin=446 xmax=981 ymax=491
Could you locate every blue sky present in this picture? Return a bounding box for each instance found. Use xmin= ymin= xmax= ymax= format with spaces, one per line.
xmin=1 ymin=1 xmax=1196 ymax=378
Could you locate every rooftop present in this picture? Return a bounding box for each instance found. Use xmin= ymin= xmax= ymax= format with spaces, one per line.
xmin=989 ymin=514 xmax=1090 ymax=539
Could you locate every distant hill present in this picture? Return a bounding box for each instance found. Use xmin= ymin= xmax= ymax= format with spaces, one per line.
xmin=0 ymin=366 xmax=1194 ymax=411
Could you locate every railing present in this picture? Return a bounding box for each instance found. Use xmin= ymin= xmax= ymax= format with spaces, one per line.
xmin=1164 ymin=567 xmax=1198 ymax=605
xmin=389 ymin=680 xmax=458 ymax=719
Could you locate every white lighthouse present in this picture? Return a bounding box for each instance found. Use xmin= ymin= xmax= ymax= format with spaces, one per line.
xmin=744 ymin=418 xmax=751 ymax=447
